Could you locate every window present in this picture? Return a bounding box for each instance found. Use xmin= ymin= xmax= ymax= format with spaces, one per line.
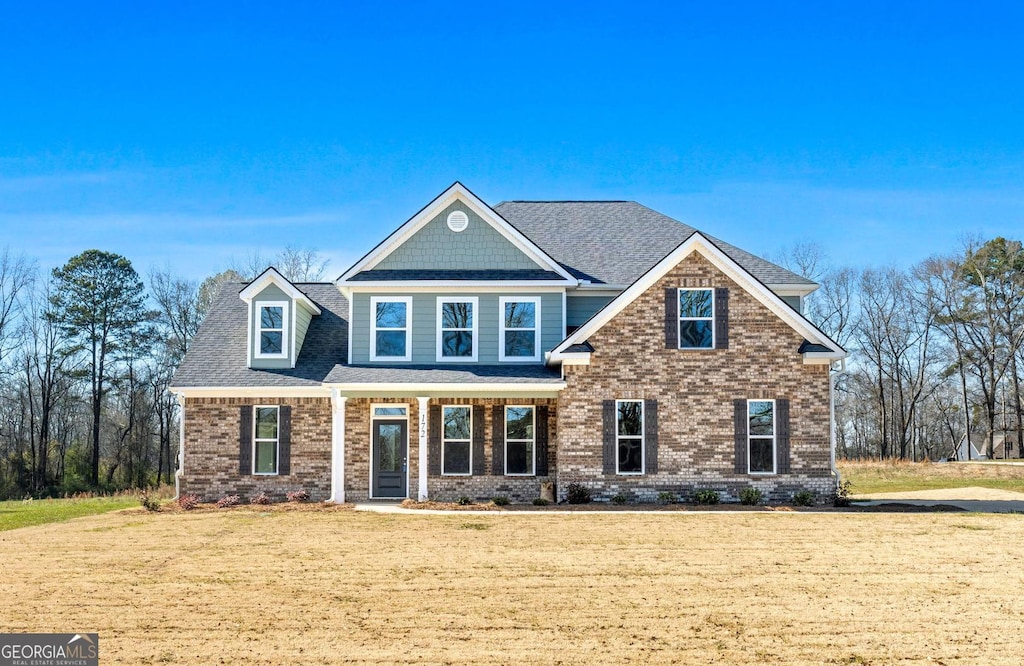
xmin=748 ymin=399 xmax=775 ymax=474
xmin=437 ymin=297 xmax=478 ymax=362
xmin=442 ymin=406 xmax=472 ymax=475
xmin=505 ymin=406 xmax=535 ymax=475
xmin=678 ymin=289 xmax=713 ymax=349
xmin=616 ymin=400 xmax=644 ymax=474
xmin=373 ymin=406 xmax=407 ymax=417
xmin=371 ymin=297 xmax=412 ymax=361
xmin=499 ymin=297 xmax=541 ymax=362
xmin=253 ymin=406 xmax=279 ymax=475
xmin=256 ymin=302 xmax=288 ymax=358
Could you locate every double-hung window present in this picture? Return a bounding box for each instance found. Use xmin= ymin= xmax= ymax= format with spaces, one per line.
xmin=616 ymin=400 xmax=644 ymax=474
xmin=256 ymin=302 xmax=288 ymax=358
xmin=253 ymin=406 xmax=279 ymax=475
xmin=437 ymin=297 xmax=478 ymax=362
xmin=505 ymin=406 xmax=535 ymax=475
xmin=678 ymin=289 xmax=714 ymax=349
xmin=748 ymin=399 xmax=776 ymax=474
xmin=499 ymin=297 xmax=541 ymax=362
xmin=371 ymin=297 xmax=412 ymax=361
xmin=442 ymin=406 xmax=472 ymax=475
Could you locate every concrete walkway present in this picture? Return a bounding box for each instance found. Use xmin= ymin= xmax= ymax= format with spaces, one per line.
xmin=852 ymin=486 xmax=1024 ymax=513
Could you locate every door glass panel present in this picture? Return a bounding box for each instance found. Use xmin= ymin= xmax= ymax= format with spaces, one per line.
xmin=377 ymin=424 xmax=402 ymax=472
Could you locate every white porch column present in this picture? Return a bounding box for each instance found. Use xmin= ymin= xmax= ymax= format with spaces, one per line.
xmin=174 ymin=393 xmax=185 ymax=500
xmin=330 ymin=389 xmax=348 ymax=503
xmin=417 ymin=396 xmax=429 ymax=500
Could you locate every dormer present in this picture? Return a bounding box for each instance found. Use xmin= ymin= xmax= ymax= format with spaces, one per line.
xmin=240 ymin=267 xmax=322 ymax=369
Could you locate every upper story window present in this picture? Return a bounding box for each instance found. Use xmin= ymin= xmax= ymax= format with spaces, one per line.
xmin=748 ymin=399 xmax=776 ymax=474
xmin=499 ymin=297 xmax=541 ymax=362
xmin=505 ymin=406 xmax=535 ymax=476
xmin=616 ymin=400 xmax=644 ymax=475
xmin=371 ymin=297 xmax=412 ymax=362
xmin=256 ymin=301 xmax=289 ymax=358
xmin=253 ymin=406 xmax=279 ymax=475
xmin=678 ymin=289 xmax=714 ymax=349
xmin=437 ymin=297 xmax=478 ymax=362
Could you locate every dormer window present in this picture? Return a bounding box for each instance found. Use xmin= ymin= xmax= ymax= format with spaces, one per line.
xmin=256 ymin=301 xmax=289 ymax=358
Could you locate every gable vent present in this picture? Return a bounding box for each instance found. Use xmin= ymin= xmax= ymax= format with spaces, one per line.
xmin=446 ymin=210 xmax=469 ymax=232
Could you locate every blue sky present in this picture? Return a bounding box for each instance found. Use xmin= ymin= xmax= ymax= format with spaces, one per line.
xmin=1 ymin=1 xmax=1022 ymax=280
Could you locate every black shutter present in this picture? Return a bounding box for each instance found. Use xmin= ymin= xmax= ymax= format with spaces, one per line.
xmin=734 ymin=399 xmax=748 ymax=474
xmin=665 ymin=288 xmax=678 ymax=349
xmin=644 ymin=399 xmax=658 ymax=475
xmin=428 ymin=405 xmax=441 ymax=476
xmin=278 ymin=406 xmax=292 ymax=475
xmin=776 ymin=399 xmax=791 ymax=474
xmin=715 ymin=288 xmax=729 ymax=350
xmin=602 ymin=400 xmax=616 ymax=474
xmin=472 ymin=405 xmax=485 ymax=476
xmin=239 ymin=406 xmax=253 ymax=475
xmin=491 ymin=405 xmax=505 ymax=475
xmin=535 ymin=406 xmax=549 ymax=477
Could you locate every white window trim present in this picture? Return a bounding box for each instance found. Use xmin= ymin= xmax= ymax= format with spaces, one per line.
xmin=615 ymin=399 xmax=645 ymax=475
xmin=441 ymin=405 xmax=473 ymax=476
xmin=677 ymin=288 xmax=715 ymax=350
xmin=370 ymin=296 xmax=413 ymax=362
xmin=747 ymin=398 xmax=777 ymax=475
xmin=504 ymin=405 xmax=536 ymax=476
xmin=498 ymin=296 xmax=542 ymax=362
xmin=436 ymin=296 xmax=479 ymax=362
xmin=252 ymin=405 xmax=280 ymax=476
xmin=254 ymin=301 xmax=290 ymax=359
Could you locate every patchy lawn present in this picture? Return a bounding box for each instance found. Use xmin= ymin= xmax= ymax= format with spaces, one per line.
xmin=0 ymin=496 xmax=139 ymax=532
xmin=839 ymin=459 xmax=1024 ymax=495
xmin=1 ymin=509 xmax=1022 ymax=664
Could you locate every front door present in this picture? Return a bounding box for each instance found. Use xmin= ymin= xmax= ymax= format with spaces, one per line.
xmin=372 ymin=419 xmax=408 ymax=498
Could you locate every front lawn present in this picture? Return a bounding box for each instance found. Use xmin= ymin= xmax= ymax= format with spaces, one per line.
xmin=0 ymin=496 xmax=139 ymax=532
xmin=838 ymin=459 xmax=1024 ymax=495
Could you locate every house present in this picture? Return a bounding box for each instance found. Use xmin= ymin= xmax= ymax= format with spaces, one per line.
xmin=170 ymin=182 xmax=847 ymax=504
xmin=954 ymin=431 xmax=1021 ymax=461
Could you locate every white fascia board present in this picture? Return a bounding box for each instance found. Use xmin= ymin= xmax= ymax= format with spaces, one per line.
xmin=336 ymin=182 xmax=576 ymax=283
xmin=323 ymin=382 xmax=566 ymax=396
xmin=171 ymin=386 xmax=332 ymax=398
xmin=768 ymin=283 xmax=819 ymax=297
xmin=341 ymin=281 xmax=574 ymax=290
xmin=802 ymin=351 xmax=846 ymax=364
xmin=239 ymin=267 xmax=322 ymax=315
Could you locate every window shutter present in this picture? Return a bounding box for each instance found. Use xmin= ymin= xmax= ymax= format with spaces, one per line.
xmin=491 ymin=405 xmax=505 ymax=475
xmin=239 ymin=406 xmax=252 ymax=475
xmin=428 ymin=405 xmax=441 ymax=476
xmin=664 ymin=288 xmax=678 ymax=349
xmin=278 ymin=406 xmax=292 ymax=476
xmin=734 ymin=399 xmax=748 ymax=474
xmin=535 ymin=406 xmax=549 ymax=476
xmin=602 ymin=400 xmax=616 ymax=474
xmin=472 ymin=405 xmax=486 ymax=476
xmin=644 ymin=399 xmax=658 ymax=475
xmin=715 ymin=288 xmax=729 ymax=350
xmin=776 ymin=398 xmax=791 ymax=474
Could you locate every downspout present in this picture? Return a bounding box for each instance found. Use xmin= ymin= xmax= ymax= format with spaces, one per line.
xmin=830 ymin=359 xmax=846 ymax=489
xmin=174 ymin=393 xmax=185 ymax=500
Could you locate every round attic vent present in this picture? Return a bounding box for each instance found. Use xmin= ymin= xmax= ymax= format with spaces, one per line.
xmin=446 ymin=210 xmax=469 ymax=232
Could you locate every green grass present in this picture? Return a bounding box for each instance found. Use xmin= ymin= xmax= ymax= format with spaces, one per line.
xmin=0 ymin=496 xmax=140 ymax=532
xmin=838 ymin=460 xmax=1024 ymax=495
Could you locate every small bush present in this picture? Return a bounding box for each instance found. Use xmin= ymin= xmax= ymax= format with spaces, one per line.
xmin=739 ymin=487 xmax=763 ymax=506
xmin=216 ymin=494 xmax=240 ymax=508
xmin=657 ymin=491 xmax=677 ymax=505
xmin=792 ymin=490 xmax=815 ymax=507
xmin=694 ymin=489 xmax=720 ymax=505
xmin=833 ymin=480 xmax=853 ymax=507
xmin=610 ymin=493 xmax=628 ymax=505
xmin=456 ymin=496 xmax=473 ymax=506
xmin=286 ymin=490 xmax=310 ymax=503
xmin=566 ymin=482 xmax=592 ymax=505
xmin=532 ymin=498 xmax=550 ymax=506
xmin=491 ymin=496 xmax=510 ymax=506
xmin=250 ymin=492 xmax=271 ymax=505
xmin=177 ymin=494 xmax=201 ymax=511
xmin=140 ymin=493 xmax=161 ymax=512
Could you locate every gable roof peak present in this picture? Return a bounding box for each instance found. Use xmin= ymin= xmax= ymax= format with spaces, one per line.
xmin=238 ymin=266 xmax=322 ymax=314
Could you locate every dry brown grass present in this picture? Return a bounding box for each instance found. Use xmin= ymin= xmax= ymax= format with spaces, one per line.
xmin=1 ymin=509 xmax=1023 ymax=665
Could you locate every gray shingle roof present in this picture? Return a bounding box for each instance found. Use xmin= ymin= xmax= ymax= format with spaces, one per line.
xmin=493 ymin=201 xmax=814 ymax=287
xmin=170 ymin=283 xmax=348 ymax=388
xmin=349 ymin=269 xmax=565 ymax=281
xmin=323 ymin=364 xmax=563 ymax=385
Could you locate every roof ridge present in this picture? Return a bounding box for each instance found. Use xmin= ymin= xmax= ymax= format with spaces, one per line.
xmin=497 ymin=200 xmax=635 ymax=204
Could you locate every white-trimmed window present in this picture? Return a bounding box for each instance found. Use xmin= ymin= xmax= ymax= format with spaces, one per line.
xmin=678 ymin=288 xmax=714 ymax=349
xmin=442 ymin=406 xmax=472 ymax=475
xmin=371 ymin=297 xmax=412 ymax=361
xmin=256 ymin=301 xmax=289 ymax=358
xmin=499 ymin=297 xmax=541 ymax=362
xmin=437 ymin=297 xmax=478 ymax=362
xmin=505 ymin=406 xmax=535 ymax=475
xmin=748 ymin=399 xmax=776 ymax=474
xmin=253 ymin=406 xmax=279 ymax=475
xmin=616 ymin=400 xmax=644 ymax=475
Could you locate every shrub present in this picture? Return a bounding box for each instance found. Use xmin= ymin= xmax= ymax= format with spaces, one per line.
xmin=491 ymin=496 xmax=510 ymax=506
xmin=177 ymin=494 xmax=201 ymax=511
xmin=250 ymin=492 xmax=271 ymax=505
xmin=833 ymin=480 xmax=853 ymax=508
xmin=566 ymin=482 xmax=591 ymax=505
xmin=140 ymin=493 xmax=161 ymax=512
xmin=456 ymin=496 xmax=473 ymax=506
xmin=657 ymin=491 xmax=677 ymax=505
xmin=739 ymin=487 xmax=763 ymax=506
xmin=610 ymin=493 xmax=628 ymax=505
xmin=216 ymin=494 xmax=240 ymax=508
xmin=792 ymin=490 xmax=815 ymax=507
xmin=286 ymin=490 xmax=310 ymax=503
xmin=532 ymin=498 xmax=550 ymax=506
xmin=694 ymin=489 xmax=720 ymax=505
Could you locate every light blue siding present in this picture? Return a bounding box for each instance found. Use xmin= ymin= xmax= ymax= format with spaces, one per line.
xmin=566 ymin=294 xmax=615 ymax=329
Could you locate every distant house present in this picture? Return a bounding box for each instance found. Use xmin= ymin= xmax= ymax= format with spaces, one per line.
xmin=955 ymin=431 xmax=1021 ymax=461
xmin=170 ymin=182 xmax=848 ymax=503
